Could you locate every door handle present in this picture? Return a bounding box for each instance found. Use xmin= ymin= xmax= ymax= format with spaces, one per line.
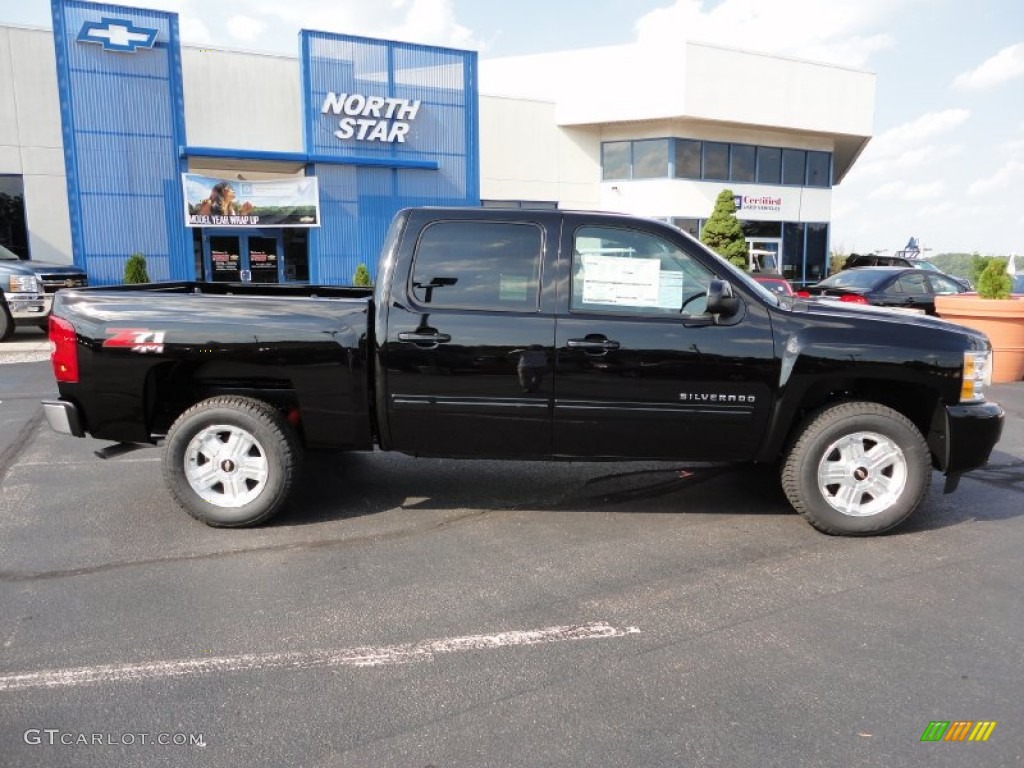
xmin=567 ymin=337 xmax=620 ymax=352
xmin=397 ymin=331 xmax=451 ymax=346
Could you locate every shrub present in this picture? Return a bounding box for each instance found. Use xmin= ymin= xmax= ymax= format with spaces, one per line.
xmin=353 ymin=263 xmax=373 ymax=287
xmin=976 ymin=258 xmax=1012 ymax=300
xmin=123 ymin=253 xmax=150 ymax=284
xmin=700 ymin=189 xmax=748 ymax=269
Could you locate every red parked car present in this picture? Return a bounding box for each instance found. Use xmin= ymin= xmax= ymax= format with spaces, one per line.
xmin=752 ymin=273 xmax=795 ymax=296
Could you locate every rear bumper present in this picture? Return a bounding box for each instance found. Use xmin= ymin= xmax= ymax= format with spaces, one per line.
xmin=942 ymin=401 xmax=1005 ymax=474
xmin=42 ymin=399 xmax=85 ymax=437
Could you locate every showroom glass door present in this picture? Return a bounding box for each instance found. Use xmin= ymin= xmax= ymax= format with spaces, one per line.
xmin=203 ymin=231 xmax=283 ymax=283
xmin=207 ymin=234 xmax=242 ymax=282
xmin=746 ymin=238 xmax=783 ymax=275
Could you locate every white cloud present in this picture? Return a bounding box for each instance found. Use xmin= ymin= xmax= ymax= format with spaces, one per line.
xmin=240 ymin=0 xmax=483 ymax=52
xmin=865 ymin=109 xmax=970 ymax=160
xmin=953 ymin=42 xmax=1024 ymax=90
xmin=632 ymin=0 xmax=924 ymax=67
xmin=968 ymin=160 xmax=1024 ymax=196
xmin=903 ymin=182 xmax=944 ymax=200
xmin=226 ymin=15 xmax=266 ymax=43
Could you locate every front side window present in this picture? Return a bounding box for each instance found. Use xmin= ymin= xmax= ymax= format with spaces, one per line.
xmin=571 ymin=226 xmax=714 ymax=316
xmin=411 ymin=221 xmax=543 ymax=311
xmin=886 ymin=272 xmax=929 ymax=296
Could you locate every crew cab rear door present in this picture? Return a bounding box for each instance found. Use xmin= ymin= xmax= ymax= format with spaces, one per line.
xmin=380 ymin=210 xmax=558 ymax=458
xmin=553 ymin=218 xmax=778 ymax=461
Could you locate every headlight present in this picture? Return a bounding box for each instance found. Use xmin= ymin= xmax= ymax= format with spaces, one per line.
xmin=8 ymin=275 xmax=40 ymax=293
xmin=961 ymin=351 xmax=991 ymax=403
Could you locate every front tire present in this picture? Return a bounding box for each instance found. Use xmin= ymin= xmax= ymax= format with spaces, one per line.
xmin=163 ymin=396 xmax=300 ymax=527
xmin=782 ymin=401 xmax=931 ymax=535
xmin=0 ymin=305 xmax=13 ymax=342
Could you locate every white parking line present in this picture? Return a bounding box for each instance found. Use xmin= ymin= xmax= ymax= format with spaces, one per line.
xmin=0 ymin=621 xmax=639 ymax=692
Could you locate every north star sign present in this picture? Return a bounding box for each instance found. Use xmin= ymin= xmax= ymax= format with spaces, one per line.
xmin=321 ymin=93 xmax=422 ymax=143
xmin=77 ymin=17 xmax=158 ymax=52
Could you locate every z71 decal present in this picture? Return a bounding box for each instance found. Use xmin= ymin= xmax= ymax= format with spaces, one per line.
xmin=103 ymin=328 xmax=166 ymax=354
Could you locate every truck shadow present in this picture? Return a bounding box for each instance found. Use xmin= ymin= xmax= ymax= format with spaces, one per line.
xmin=284 ymin=452 xmax=794 ymax=525
xmin=284 ymin=449 xmax=1024 ymax=533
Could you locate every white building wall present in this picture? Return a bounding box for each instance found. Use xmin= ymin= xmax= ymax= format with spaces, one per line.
xmin=479 ymin=95 xmax=601 ymax=210
xmin=181 ymin=47 xmax=303 ymax=152
xmin=0 ymin=26 xmax=72 ymax=264
xmin=683 ymin=43 xmax=874 ymax=137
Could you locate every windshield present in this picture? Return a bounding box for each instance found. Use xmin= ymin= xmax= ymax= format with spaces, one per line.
xmin=912 ymin=260 xmax=940 ymax=272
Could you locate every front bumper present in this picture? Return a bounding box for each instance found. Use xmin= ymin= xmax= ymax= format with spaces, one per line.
xmin=5 ymin=292 xmax=47 ymax=320
xmin=940 ymin=401 xmax=1005 ymax=474
xmin=42 ymin=399 xmax=86 ymax=437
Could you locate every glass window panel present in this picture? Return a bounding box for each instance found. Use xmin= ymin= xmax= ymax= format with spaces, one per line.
xmin=633 ymin=139 xmax=669 ymax=178
xmin=602 ymin=141 xmax=631 ymax=180
xmin=742 ymin=221 xmax=782 ymax=238
xmin=672 ymin=218 xmax=700 ymax=239
xmin=806 ymin=151 xmax=831 ymax=187
xmin=674 ymin=139 xmax=701 ymax=179
xmin=805 ymin=223 xmax=828 ymax=283
xmin=756 ymin=147 xmax=781 ymax=184
xmin=571 ymin=225 xmax=713 ymax=316
xmin=782 ymin=149 xmax=806 ymax=186
xmin=702 ymin=142 xmax=729 ymax=180
xmin=730 ymin=144 xmax=755 ymax=182
xmin=782 ymin=223 xmax=804 ymax=282
xmin=411 ymin=221 xmax=542 ymax=311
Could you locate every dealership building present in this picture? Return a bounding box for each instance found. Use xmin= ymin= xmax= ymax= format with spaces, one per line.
xmin=0 ymin=1 xmax=874 ymax=286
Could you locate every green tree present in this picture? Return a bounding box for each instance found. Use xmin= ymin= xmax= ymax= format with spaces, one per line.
xmin=123 ymin=253 xmax=150 ymax=284
xmin=700 ymin=189 xmax=748 ymax=269
xmin=353 ymin=263 xmax=373 ymax=287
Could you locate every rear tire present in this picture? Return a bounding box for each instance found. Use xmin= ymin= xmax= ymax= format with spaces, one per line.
xmin=163 ymin=396 xmax=301 ymax=527
xmin=782 ymin=401 xmax=930 ymax=535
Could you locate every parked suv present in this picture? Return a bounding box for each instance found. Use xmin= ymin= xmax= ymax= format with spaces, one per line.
xmin=843 ymin=253 xmax=972 ymax=289
xmin=0 ymin=244 xmax=88 ymax=340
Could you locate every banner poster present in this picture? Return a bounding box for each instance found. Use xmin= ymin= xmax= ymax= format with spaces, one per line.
xmin=183 ymin=174 xmax=320 ymax=228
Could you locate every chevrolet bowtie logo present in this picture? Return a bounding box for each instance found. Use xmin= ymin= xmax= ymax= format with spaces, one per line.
xmin=78 ymin=17 xmax=158 ymax=53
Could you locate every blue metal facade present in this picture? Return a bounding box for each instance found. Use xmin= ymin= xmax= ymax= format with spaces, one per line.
xmin=301 ymin=32 xmax=479 ymax=284
xmin=51 ymin=0 xmax=189 ymax=285
xmin=50 ymin=2 xmax=479 ymax=286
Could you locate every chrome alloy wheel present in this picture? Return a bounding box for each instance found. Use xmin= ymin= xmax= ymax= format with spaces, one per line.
xmin=184 ymin=424 xmax=270 ymax=508
xmin=816 ymin=431 xmax=908 ymax=517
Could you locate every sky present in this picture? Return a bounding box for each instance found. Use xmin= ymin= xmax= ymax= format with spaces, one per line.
xmin=4 ymin=0 xmax=1023 ymax=256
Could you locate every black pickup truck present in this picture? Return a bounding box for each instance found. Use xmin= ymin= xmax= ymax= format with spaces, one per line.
xmin=42 ymin=207 xmax=1004 ymax=535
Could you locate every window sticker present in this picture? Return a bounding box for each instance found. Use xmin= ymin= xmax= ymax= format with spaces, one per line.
xmin=580 ymin=254 xmax=661 ymax=307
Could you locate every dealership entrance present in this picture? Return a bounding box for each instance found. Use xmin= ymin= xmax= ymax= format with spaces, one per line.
xmin=202 ymin=230 xmax=283 ymax=283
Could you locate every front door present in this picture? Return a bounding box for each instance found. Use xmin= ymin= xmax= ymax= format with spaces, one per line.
xmin=203 ymin=231 xmax=283 ymax=283
xmin=554 ymin=223 xmax=778 ymax=461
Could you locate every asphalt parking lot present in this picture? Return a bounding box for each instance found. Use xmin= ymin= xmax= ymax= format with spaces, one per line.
xmin=1 ymin=335 xmax=1022 ymax=767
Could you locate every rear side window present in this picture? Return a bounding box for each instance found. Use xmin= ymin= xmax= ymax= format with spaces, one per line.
xmin=410 ymin=221 xmax=543 ymax=311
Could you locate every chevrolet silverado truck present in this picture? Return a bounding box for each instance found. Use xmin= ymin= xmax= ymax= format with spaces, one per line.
xmin=1 ymin=243 xmax=88 ymax=339
xmin=41 ymin=208 xmax=1004 ymax=535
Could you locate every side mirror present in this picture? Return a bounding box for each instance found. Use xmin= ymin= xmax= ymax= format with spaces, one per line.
xmin=706 ymin=280 xmax=740 ymax=319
